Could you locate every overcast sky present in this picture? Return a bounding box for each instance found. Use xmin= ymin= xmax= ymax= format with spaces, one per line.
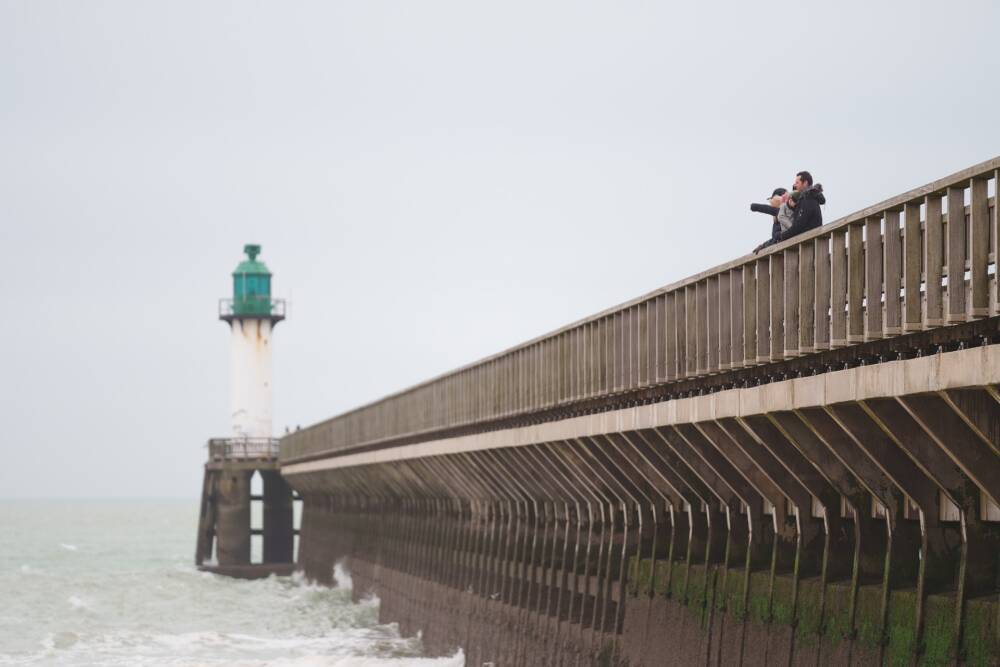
xmin=2 ymin=1 xmax=999 ymax=498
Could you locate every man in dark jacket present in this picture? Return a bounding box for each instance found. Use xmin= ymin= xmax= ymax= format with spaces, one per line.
xmin=753 ymin=170 xmax=825 ymax=253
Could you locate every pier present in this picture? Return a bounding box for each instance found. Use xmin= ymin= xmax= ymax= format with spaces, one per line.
xmin=211 ymin=158 xmax=1000 ymax=664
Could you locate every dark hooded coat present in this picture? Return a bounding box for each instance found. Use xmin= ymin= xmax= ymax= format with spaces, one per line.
xmin=777 ymin=184 xmax=825 ymax=241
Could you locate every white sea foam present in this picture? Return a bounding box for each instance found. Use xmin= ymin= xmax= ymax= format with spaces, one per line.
xmin=333 ymin=560 xmax=353 ymax=590
xmin=66 ymin=595 xmax=91 ymax=611
xmin=58 ymin=543 xmax=78 ymax=551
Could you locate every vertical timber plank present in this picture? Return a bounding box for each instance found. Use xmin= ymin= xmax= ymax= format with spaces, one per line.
xmin=639 ymin=302 xmax=650 ymax=386
xmin=666 ymin=293 xmax=678 ymax=381
xmin=864 ymin=216 xmax=884 ymax=340
xmin=847 ymin=222 xmax=865 ymax=343
xmin=744 ymin=263 xmax=757 ymax=363
xmin=785 ymin=246 xmax=800 ymax=356
xmin=708 ymin=277 xmax=720 ymax=372
xmin=623 ymin=308 xmax=632 ymax=391
xmin=831 ymin=229 xmax=848 ymax=346
xmin=756 ymin=257 xmax=770 ymax=362
xmin=719 ymin=272 xmax=732 ymax=370
xmin=685 ymin=285 xmax=696 ymax=377
xmin=614 ymin=311 xmax=623 ymax=392
xmin=676 ymin=290 xmax=688 ymax=379
xmin=816 ymin=236 xmax=831 ymax=350
xmin=884 ymin=210 xmax=902 ymax=335
xmin=903 ymin=201 xmax=923 ymax=331
xmin=655 ymin=295 xmax=667 ymax=382
xmin=799 ymin=240 xmax=815 ymax=353
xmin=994 ymin=170 xmax=999 ymax=316
xmin=697 ymin=281 xmax=709 ymax=374
xmin=770 ymin=251 xmax=785 ymax=360
xmin=730 ymin=267 xmax=744 ymax=368
xmin=925 ymin=194 xmax=944 ymax=326
xmin=946 ymin=185 xmax=967 ymax=323
xmin=970 ymin=176 xmax=991 ymax=317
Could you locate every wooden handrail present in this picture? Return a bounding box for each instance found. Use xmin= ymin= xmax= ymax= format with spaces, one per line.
xmin=281 ymin=157 xmax=1000 ymax=462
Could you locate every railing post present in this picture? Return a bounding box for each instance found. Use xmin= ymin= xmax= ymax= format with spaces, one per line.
xmin=884 ymin=210 xmax=902 ymax=336
xmin=969 ymin=176 xmax=991 ymax=318
xmin=946 ymin=185 xmax=967 ymax=323
xmin=864 ymin=215 xmax=884 ymax=341
xmin=770 ymin=251 xmax=785 ymax=360
xmin=784 ymin=246 xmax=800 ymax=357
xmin=756 ymin=257 xmax=770 ymax=363
xmin=742 ymin=263 xmax=756 ymax=365
xmin=728 ymin=267 xmax=743 ymax=369
xmin=718 ymin=272 xmax=731 ymax=371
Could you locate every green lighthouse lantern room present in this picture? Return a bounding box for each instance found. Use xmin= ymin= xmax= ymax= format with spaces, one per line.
xmin=222 ymin=244 xmax=285 ymax=322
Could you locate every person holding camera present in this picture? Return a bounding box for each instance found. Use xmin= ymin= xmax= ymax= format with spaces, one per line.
xmin=750 ymin=187 xmax=793 ymax=247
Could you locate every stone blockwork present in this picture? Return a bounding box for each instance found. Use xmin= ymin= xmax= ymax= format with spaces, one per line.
xmin=287 ymin=344 xmax=1000 ymax=666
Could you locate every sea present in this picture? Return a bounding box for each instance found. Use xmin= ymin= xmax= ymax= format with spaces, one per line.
xmin=0 ymin=499 xmax=463 ymax=667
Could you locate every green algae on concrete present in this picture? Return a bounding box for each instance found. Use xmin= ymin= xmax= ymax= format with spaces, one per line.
xmin=823 ymin=581 xmax=854 ymax=642
xmin=747 ymin=570 xmax=772 ymax=625
xmin=921 ymin=593 xmax=957 ymax=666
xmin=960 ymin=596 xmax=999 ymax=667
xmin=628 ymin=557 xmax=680 ymax=598
xmin=854 ymin=584 xmax=885 ymax=652
xmin=723 ymin=566 xmax=746 ymax=618
xmin=653 ymin=560 xmax=672 ymax=596
xmin=626 ymin=556 xmax=640 ymax=596
xmin=794 ymin=577 xmax=826 ymax=647
xmin=884 ymin=588 xmax=917 ymax=666
xmin=670 ymin=562 xmax=689 ymax=601
xmin=626 ymin=556 xmax=654 ymax=596
xmin=686 ymin=564 xmax=708 ymax=614
xmin=770 ymin=574 xmax=796 ymax=627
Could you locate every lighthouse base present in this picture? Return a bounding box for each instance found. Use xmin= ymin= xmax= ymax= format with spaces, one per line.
xmin=195 ymin=440 xmax=297 ymax=574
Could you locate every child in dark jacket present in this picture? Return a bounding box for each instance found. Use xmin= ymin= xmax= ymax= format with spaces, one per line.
xmin=750 ymin=187 xmax=793 ymax=243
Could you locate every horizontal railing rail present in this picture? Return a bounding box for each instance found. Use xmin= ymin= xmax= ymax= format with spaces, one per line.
xmin=208 ymin=437 xmax=281 ymax=460
xmin=281 ymin=157 xmax=1000 ymax=463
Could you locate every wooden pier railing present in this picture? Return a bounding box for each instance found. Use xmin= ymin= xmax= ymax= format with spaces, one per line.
xmin=281 ymin=157 xmax=999 ymax=463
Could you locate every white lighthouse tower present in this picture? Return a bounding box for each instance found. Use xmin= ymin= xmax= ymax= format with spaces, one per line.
xmin=195 ymin=244 xmax=293 ymax=571
xmin=219 ymin=244 xmax=285 ymax=438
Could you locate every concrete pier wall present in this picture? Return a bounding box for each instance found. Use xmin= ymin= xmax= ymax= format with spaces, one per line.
xmin=287 ymin=343 xmax=1000 ymax=665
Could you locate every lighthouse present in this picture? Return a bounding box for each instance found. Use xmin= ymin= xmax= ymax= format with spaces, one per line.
xmin=195 ymin=244 xmax=294 ymax=575
xmin=219 ymin=244 xmax=285 ymax=438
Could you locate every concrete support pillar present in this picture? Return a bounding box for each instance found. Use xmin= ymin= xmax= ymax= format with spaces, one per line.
xmin=262 ymin=471 xmax=295 ymax=563
xmin=195 ymin=469 xmax=218 ymax=566
xmin=216 ymin=469 xmax=251 ymax=566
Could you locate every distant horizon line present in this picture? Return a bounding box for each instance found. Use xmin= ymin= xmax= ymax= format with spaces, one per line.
xmin=0 ymin=496 xmax=198 ymax=501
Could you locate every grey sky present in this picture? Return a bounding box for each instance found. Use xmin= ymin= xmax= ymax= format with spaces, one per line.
xmin=2 ymin=1 xmax=999 ymax=498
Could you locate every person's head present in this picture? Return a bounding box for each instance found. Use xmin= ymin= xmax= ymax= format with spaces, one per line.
xmin=793 ymin=171 xmax=813 ymax=191
xmin=768 ymin=187 xmax=787 ymax=207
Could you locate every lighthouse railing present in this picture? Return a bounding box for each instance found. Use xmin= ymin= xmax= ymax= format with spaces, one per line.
xmin=219 ymin=297 xmax=287 ymax=320
xmin=207 ymin=437 xmax=281 ymax=461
